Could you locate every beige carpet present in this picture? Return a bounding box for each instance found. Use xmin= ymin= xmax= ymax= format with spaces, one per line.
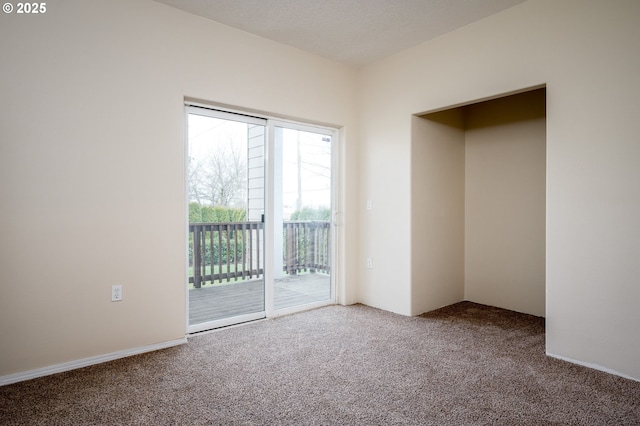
xmin=1 ymin=302 xmax=639 ymax=425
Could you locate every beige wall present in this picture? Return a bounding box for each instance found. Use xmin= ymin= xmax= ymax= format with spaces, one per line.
xmin=359 ymin=0 xmax=640 ymax=380
xmin=464 ymin=89 xmax=546 ymax=317
xmin=411 ymin=110 xmax=465 ymax=315
xmin=0 ymin=0 xmax=358 ymax=378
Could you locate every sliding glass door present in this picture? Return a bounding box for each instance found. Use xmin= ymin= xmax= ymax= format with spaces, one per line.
xmin=186 ymin=106 xmax=335 ymax=332
xmin=187 ymin=108 xmax=266 ymax=332
xmin=272 ymin=125 xmax=333 ymax=311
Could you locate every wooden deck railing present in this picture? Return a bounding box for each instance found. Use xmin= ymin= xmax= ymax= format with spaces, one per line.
xmin=283 ymin=221 xmax=330 ymax=276
xmin=189 ymin=220 xmax=330 ymax=288
xmin=189 ymin=222 xmax=263 ymax=288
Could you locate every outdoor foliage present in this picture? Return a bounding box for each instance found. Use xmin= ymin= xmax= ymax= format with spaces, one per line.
xmin=290 ymin=206 xmax=331 ymax=221
xmin=189 ymin=202 xmax=246 ymax=223
xmin=189 ymin=202 xmax=248 ymax=268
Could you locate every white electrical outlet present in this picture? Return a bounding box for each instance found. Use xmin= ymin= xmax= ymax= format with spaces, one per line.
xmin=366 ymin=199 xmax=372 ymax=211
xmin=367 ymin=258 xmax=373 ymax=269
xmin=111 ymin=285 xmax=123 ymax=302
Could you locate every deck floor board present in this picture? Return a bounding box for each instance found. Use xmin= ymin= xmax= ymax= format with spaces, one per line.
xmin=188 ymin=273 xmax=330 ymax=325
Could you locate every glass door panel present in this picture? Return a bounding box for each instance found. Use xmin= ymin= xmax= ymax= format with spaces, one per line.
xmin=187 ymin=108 xmax=266 ymax=332
xmin=273 ymin=126 xmax=333 ymax=310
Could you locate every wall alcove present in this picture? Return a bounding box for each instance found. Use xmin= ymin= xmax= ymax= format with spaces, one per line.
xmin=411 ymin=87 xmax=546 ymax=317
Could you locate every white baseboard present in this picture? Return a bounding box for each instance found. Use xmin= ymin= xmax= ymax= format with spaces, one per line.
xmin=0 ymin=337 xmax=187 ymax=387
xmin=546 ymin=352 xmax=640 ymax=383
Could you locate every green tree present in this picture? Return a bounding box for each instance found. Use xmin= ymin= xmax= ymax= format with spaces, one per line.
xmin=189 ymin=203 xmax=246 ymax=223
xmin=290 ymin=206 xmax=331 ymax=220
xmin=189 ymin=202 xmax=202 ymax=223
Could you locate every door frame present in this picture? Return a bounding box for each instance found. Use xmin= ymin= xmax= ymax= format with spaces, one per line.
xmin=185 ymin=106 xmax=268 ymax=334
xmin=184 ymin=102 xmax=339 ymax=332
xmin=265 ymin=120 xmax=338 ymax=318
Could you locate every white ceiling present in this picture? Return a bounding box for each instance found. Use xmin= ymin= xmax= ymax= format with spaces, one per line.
xmin=154 ymin=0 xmax=526 ymax=67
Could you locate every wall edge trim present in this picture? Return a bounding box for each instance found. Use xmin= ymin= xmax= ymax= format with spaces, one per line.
xmin=0 ymin=337 xmax=188 ymax=387
xmin=546 ymin=352 xmax=639 ymax=383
